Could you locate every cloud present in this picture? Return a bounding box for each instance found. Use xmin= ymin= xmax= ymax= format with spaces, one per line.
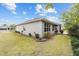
xmin=31 ymin=18 xmax=34 ymax=19
xmin=22 ymin=11 xmax=26 ymax=15
xmin=39 ymin=13 xmax=46 ymax=16
xmin=12 ymin=11 xmax=17 ymax=14
xmin=0 ymin=19 xmax=10 ymax=25
xmin=2 ymin=3 xmax=17 ymax=14
xmin=46 ymin=8 xmax=57 ymax=13
xmin=35 ymin=4 xmax=57 ymax=17
xmin=48 ymin=16 xmax=58 ymax=20
xmin=25 ymin=18 xmax=29 ymax=20
xmin=35 ymin=4 xmax=46 ymax=16
xmin=35 ymin=4 xmax=43 ymax=12
xmin=47 ymin=16 xmax=59 ymax=23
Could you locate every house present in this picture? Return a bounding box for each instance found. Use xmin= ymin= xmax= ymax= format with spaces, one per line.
xmin=0 ymin=24 xmax=10 ymax=30
xmin=15 ymin=18 xmax=61 ymax=38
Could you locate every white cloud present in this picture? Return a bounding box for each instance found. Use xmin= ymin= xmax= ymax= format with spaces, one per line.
xmin=35 ymin=4 xmax=46 ymax=16
xmin=47 ymin=16 xmax=59 ymax=23
xmin=46 ymin=8 xmax=57 ymax=13
xmin=35 ymin=4 xmax=57 ymax=17
xmin=2 ymin=3 xmax=17 ymax=14
xmin=6 ymin=19 xmax=9 ymax=22
xmin=0 ymin=19 xmax=10 ymax=25
xmin=39 ymin=13 xmax=46 ymax=16
xmin=35 ymin=4 xmax=43 ymax=12
xmin=48 ymin=16 xmax=58 ymax=20
xmin=12 ymin=11 xmax=17 ymax=14
xmin=25 ymin=18 xmax=29 ymax=19
xmin=31 ymin=18 xmax=33 ymax=19
xmin=23 ymin=11 xmax=26 ymax=15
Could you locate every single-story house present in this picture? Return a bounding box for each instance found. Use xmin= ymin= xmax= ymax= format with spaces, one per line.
xmin=15 ymin=18 xmax=61 ymax=38
xmin=0 ymin=25 xmax=10 ymax=30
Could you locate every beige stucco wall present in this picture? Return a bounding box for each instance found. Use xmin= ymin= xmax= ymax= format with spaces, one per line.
xmin=15 ymin=21 xmax=43 ymax=38
xmin=15 ymin=21 xmax=61 ymax=38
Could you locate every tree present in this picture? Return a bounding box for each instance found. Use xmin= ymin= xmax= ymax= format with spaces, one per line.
xmin=3 ymin=24 xmax=7 ymax=26
xmin=62 ymin=4 xmax=79 ymax=30
xmin=45 ymin=3 xmax=53 ymax=10
xmin=61 ymin=4 xmax=79 ymax=56
xmin=9 ymin=24 xmax=15 ymax=30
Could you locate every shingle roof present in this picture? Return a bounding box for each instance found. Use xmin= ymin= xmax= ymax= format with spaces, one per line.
xmin=16 ymin=18 xmax=60 ymax=26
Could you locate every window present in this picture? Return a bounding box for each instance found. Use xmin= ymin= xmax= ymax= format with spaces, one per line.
xmin=52 ymin=25 xmax=54 ymax=31
xmin=44 ymin=23 xmax=50 ymax=32
xmin=55 ymin=26 xmax=57 ymax=30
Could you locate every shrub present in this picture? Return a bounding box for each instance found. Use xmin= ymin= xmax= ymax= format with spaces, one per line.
xmin=60 ymin=30 xmax=63 ymax=34
xmin=35 ymin=33 xmax=40 ymax=39
xmin=28 ymin=33 xmax=32 ymax=37
xmin=69 ymin=25 xmax=79 ymax=36
xmin=74 ymin=48 xmax=79 ymax=56
xmin=43 ymin=32 xmax=53 ymax=39
xmin=71 ymin=36 xmax=79 ymax=55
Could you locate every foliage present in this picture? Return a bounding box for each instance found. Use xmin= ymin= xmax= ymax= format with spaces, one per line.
xmin=71 ymin=36 xmax=79 ymax=55
xmin=3 ymin=24 xmax=7 ymax=26
xmin=62 ymin=4 xmax=79 ymax=30
xmin=45 ymin=3 xmax=53 ymax=10
xmin=74 ymin=48 xmax=79 ymax=56
xmin=61 ymin=4 xmax=79 ymax=56
xmin=9 ymin=24 xmax=16 ymax=30
xmin=68 ymin=25 xmax=79 ymax=36
xmin=35 ymin=33 xmax=40 ymax=39
xmin=28 ymin=33 xmax=32 ymax=37
xmin=43 ymin=32 xmax=53 ymax=39
xmin=61 ymin=4 xmax=79 ymax=36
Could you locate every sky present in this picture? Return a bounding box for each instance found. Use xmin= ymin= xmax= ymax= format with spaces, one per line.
xmin=0 ymin=3 xmax=72 ymax=25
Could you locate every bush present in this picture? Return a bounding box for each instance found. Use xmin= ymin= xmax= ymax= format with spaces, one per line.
xmin=35 ymin=33 xmax=40 ymax=39
xmin=28 ymin=33 xmax=32 ymax=37
xmin=71 ymin=36 xmax=79 ymax=55
xmin=60 ymin=30 xmax=63 ymax=34
xmin=74 ymin=48 xmax=79 ymax=56
xmin=69 ymin=25 xmax=79 ymax=36
xmin=43 ymin=32 xmax=53 ymax=39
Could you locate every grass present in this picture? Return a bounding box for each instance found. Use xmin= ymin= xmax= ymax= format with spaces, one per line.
xmin=0 ymin=32 xmax=73 ymax=56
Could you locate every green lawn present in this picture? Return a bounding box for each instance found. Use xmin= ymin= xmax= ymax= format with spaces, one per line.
xmin=0 ymin=32 xmax=73 ymax=56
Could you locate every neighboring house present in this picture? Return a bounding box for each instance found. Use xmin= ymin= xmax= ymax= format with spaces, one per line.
xmin=15 ymin=18 xmax=61 ymax=38
xmin=0 ymin=25 xmax=9 ymax=30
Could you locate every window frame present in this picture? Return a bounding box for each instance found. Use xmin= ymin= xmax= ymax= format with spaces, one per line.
xmin=44 ymin=22 xmax=50 ymax=32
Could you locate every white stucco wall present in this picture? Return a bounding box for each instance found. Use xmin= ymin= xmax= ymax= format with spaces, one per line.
xmin=15 ymin=21 xmax=43 ymax=38
xmin=15 ymin=25 xmax=24 ymax=33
